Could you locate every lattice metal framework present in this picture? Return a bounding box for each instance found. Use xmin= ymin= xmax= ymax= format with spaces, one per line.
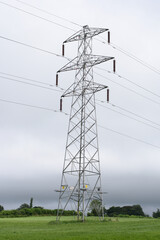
xmin=56 ymin=25 xmax=114 ymax=221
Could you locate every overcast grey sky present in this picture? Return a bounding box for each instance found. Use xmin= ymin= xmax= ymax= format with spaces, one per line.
xmin=0 ymin=0 xmax=160 ymax=215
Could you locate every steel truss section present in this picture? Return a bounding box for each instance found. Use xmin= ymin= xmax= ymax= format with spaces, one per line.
xmin=56 ymin=25 xmax=114 ymax=221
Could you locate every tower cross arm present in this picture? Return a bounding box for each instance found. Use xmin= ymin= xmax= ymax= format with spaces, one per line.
xmin=85 ymin=81 xmax=108 ymax=94
xmin=61 ymin=81 xmax=108 ymax=98
xmin=57 ymin=55 xmax=114 ymax=73
xmin=88 ymin=55 xmax=114 ymax=67
xmin=63 ymin=26 xmax=109 ymax=43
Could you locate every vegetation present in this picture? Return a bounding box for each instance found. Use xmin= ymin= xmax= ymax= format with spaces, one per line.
xmin=0 ymin=205 xmax=4 ymax=211
xmin=153 ymin=209 xmax=160 ymax=218
xmin=105 ymin=205 xmax=145 ymax=217
xmin=18 ymin=203 xmax=30 ymax=210
xmin=18 ymin=198 xmax=34 ymax=210
xmin=1 ymin=199 xmax=159 ymax=220
xmin=30 ymin=197 xmax=33 ymax=208
xmin=0 ymin=208 xmax=76 ymax=218
xmin=88 ymin=201 xmax=145 ymax=217
xmin=0 ymin=216 xmax=160 ymax=240
xmin=89 ymin=200 xmax=102 ymax=216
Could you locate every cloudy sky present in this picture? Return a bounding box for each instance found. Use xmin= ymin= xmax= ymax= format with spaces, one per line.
xmin=0 ymin=0 xmax=160 ymax=215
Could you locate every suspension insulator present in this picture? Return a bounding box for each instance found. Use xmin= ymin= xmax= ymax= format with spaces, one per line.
xmin=113 ymin=59 xmax=116 ymax=73
xmin=60 ymin=98 xmax=62 ymax=111
xmin=62 ymin=44 xmax=65 ymax=56
xmin=56 ymin=73 xmax=58 ymax=86
xmin=107 ymin=89 xmax=109 ymax=102
xmin=108 ymin=31 xmax=110 ymax=44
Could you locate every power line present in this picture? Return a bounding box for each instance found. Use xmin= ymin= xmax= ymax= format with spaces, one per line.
xmin=2 ymin=0 xmax=160 ymax=82
xmin=0 ymin=5 xmax=159 ymax=150
xmin=98 ymin=124 xmax=160 ymax=150
xmin=97 ymin=100 xmax=160 ymax=128
xmin=96 ymin=67 xmax=160 ymax=99
xmin=0 ymin=1 xmax=76 ymax=32
xmin=1 ymin=33 xmax=160 ymax=130
xmin=0 ymin=35 xmax=70 ymax=60
xmin=2 ymin=35 xmax=160 ymax=106
xmin=0 ymin=71 xmax=64 ymax=90
xmin=12 ymin=0 xmax=82 ymax=28
xmin=0 ymin=8 xmax=159 ymax=156
xmin=1 ymin=33 xmax=159 ymax=104
xmin=96 ymin=102 xmax=160 ymax=132
xmin=1 ymin=34 xmax=159 ymax=107
xmin=94 ymin=71 xmax=160 ymax=106
xmin=97 ymin=35 xmax=160 ymax=76
xmin=110 ymin=42 xmax=160 ymax=76
xmin=1 ymin=96 xmax=159 ymax=150
xmin=0 ymin=97 xmax=68 ymax=115
xmin=0 ymin=75 xmax=63 ymax=93
xmin=2 ymin=0 xmax=160 ymax=78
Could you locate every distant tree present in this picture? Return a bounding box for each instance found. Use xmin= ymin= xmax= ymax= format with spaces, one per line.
xmin=33 ymin=206 xmax=44 ymax=209
xmin=89 ymin=200 xmax=103 ymax=216
xmin=30 ymin=198 xmax=33 ymax=208
xmin=153 ymin=209 xmax=160 ymax=218
xmin=130 ymin=205 xmax=144 ymax=216
xmin=105 ymin=206 xmax=121 ymax=217
xmin=18 ymin=203 xmax=30 ymax=210
xmin=0 ymin=205 xmax=4 ymax=212
xmin=106 ymin=205 xmax=144 ymax=217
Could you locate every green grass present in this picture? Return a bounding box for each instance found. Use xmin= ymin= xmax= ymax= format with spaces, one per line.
xmin=0 ymin=216 xmax=160 ymax=240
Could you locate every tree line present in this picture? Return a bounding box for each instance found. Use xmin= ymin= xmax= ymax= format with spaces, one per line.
xmin=104 ymin=205 xmax=145 ymax=217
xmin=1 ymin=199 xmax=160 ymax=218
xmin=0 ymin=198 xmax=76 ymax=217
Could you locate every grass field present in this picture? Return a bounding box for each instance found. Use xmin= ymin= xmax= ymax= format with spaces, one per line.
xmin=0 ymin=216 xmax=160 ymax=240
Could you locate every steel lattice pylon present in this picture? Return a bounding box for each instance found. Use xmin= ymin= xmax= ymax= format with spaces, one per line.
xmin=56 ymin=25 xmax=114 ymax=221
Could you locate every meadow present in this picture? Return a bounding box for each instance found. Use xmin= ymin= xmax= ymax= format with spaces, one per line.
xmin=0 ymin=216 xmax=160 ymax=240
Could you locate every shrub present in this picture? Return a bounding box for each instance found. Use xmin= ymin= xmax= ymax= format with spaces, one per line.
xmin=153 ymin=209 xmax=160 ymax=218
xmin=18 ymin=203 xmax=30 ymax=210
xmin=0 ymin=205 xmax=4 ymax=212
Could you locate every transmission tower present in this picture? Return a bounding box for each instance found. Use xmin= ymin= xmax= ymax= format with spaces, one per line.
xmin=56 ymin=25 xmax=115 ymax=221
